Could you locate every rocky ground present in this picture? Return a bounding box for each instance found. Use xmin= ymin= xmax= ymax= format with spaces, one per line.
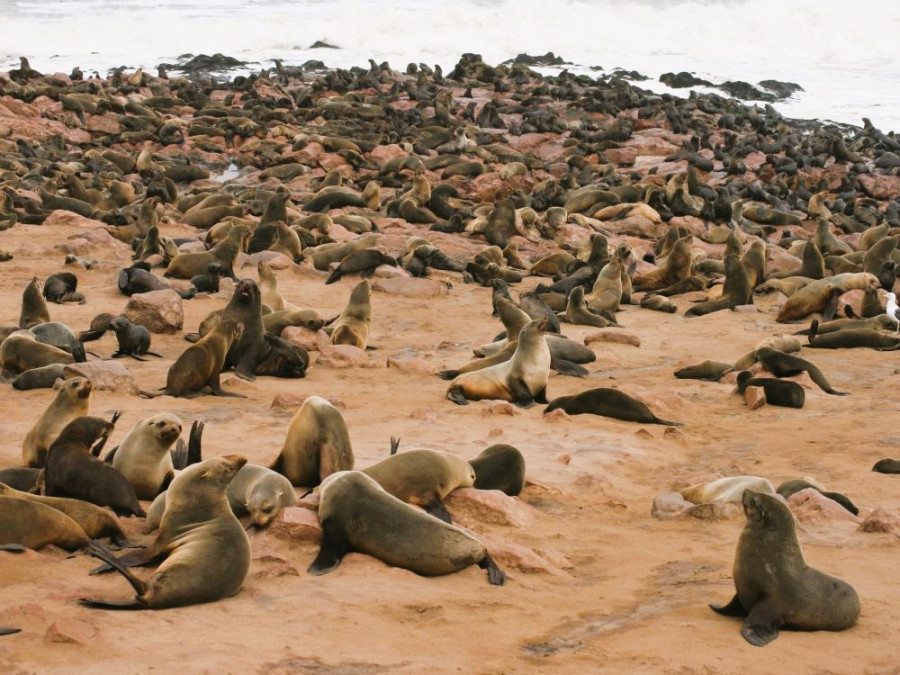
xmin=0 ymin=55 xmax=899 ymax=673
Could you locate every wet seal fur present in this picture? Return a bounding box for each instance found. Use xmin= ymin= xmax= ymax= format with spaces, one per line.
xmin=80 ymin=454 xmax=251 ymax=609
xmin=309 ymin=471 xmax=505 ymax=585
xmin=710 ymin=490 xmax=860 ymax=646
xmin=545 ymin=387 xmax=681 ymax=425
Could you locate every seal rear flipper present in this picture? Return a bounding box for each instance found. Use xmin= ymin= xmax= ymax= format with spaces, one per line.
xmin=821 ymin=490 xmax=859 ymax=515
xmin=479 ymin=553 xmax=506 ymax=586
xmin=78 ymin=598 xmax=143 ymax=610
xmin=104 ymin=445 xmax=119 ymax=464
xmin=307 ymin=522 xmax=348 ymax=576
xmin=187 ymin=420 xmax=203 ymax=466
xmin=83 ymin=540 xmax=149 ymax=597
xmin=550 ymin=357 xmax=588 ymax=377
xmin=709 ymin=594 xmax=747 ymax=617
xmin=0 ymin=628 xmax=21 ymax=635
xmin=89 ymin=545 xmax=163 ymax=575
xmin=652 ymin=416 xmax=683 ymax=427
xmin=423 ymin=499 xmax=452 ymax=524
xmin=438 ymin=369 xmax=459 ymax=380
xmin=72 ymin=340 xmax=86 ymax=363
xmin=390 ymin=437 xmax=400 ymax=456
xmin=741 ymin=598 xmax=782 ymax=647
xmin=447 ymin=387 xmax=470 ymax=406
xmin=0 ymin=544 xmax=26 ymax=553
xmin=822 ymin=289 xmax=841 ymax=322
xmin=234 ymin=352 xmax=258 ymax=381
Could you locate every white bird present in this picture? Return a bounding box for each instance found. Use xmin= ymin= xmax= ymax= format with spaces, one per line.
xmin=886 ymin=292 xmax=900 ymax=334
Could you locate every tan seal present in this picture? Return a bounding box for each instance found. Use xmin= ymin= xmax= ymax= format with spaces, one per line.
xmin=22 ymin=377 xmax=92 ymax=468
xmin=111 ymin=413 xmax=183 ymax=499
xmin=329 ymin=279 xmax=372 ymax=349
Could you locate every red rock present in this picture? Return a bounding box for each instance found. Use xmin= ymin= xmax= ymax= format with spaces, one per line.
xmin=45 ymin=619 xmax=100 ymax=645
xmin=317 ymin=344 xmax=368 ymax=368
xmin=124 ymin=289 xmax=184 ymax=334
xmin=859 ymin=174 xmax=900 ymax=200
xmin=281 ymin=327 xmax=330 ymax=351
xmin=247 ymin=251 xmax=294 ymax=269
xmin=43 ymin=211 xmax=107 ymax=229
xmin=63 ymin=362 xmax=138 ymax=395
xmin=368 ymin=144 xmax=409 ymax=167
xmin=482 ymin=401 xmax=517 ymax=416
xmin=651 ymin=492 xmax=690 ymax=519
xmin=445 ymin=488 xmax=537 ymax=527
xmin=386 ymin=357 xmax=434 ymax=375
xmin=603 ymin=146 xmax=637 ymax=166
xmin=788 ymin=488 xmax=862 ymax=524
xmin=744 ymin=386 xmax=766 ymax=410
xmin=270 ymin=392 xmax=308 ymax=411
xmin=481 ymin=537 xmax=569 ymax=576
xmin=267 ymin=507 xmax=322 ymax=544
xmin=543 ymin=408 xmax=570 ymax=422
xmin=86 ymin=113 xmax=121 ymax=134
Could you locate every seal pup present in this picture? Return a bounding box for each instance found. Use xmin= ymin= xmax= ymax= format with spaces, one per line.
xmin=710 ymin=490 xmax=860 ymax=646
xmin=468 ymin=444 xmax=526 ymax=496
xmin=736 ymin=372 xmax=806 ymax=408
xmin=270 ymin=396 xmax=354 ymax=487
xmin=43 ymin=415 xmax=145 ymax=517
xmin=544 ymin=388 xmax=681 ymax=426
xmin=447 ymin=319 xmax=551 ymax=406
xmin=309 ymin=471 xmax=505 ymax=585
xmin=109 ymin=316 xmax=161 ymax=360
xmin=681 ymin=476 xmax=776 ymax=504
xmin=329 ymin=279 xmax=372 ymax=349
xmin=674 ymin=360 xmax=732 ymax=381
xmin=142 ymin=321 xmax=244 ymax=398
xmin=80 ymin=455 xmax=251 ymax=609
xmin=361 ymin=447 xmax=475 ymax=522
xmin=226 ymin=464 xmax=295 ymax=527
xmin=11 ymin=363 xmax=66 ymax=390
xmin=43 ymin=273 xmax=85 ymax=304
xmin=872 ymin=458 xmax=900 ymax=474
xmin=110 ymin=413 xmax=184 ymax=499
xmin=22 ymin=377 xmax=92 ymax=468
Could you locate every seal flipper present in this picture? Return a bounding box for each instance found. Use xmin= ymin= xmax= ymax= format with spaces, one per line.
xmin=104 ymin=445 xmax=119 ymax=463
xmin=741 ymin=597 xmax=782 ymax=646
xmin=0 ymin=628 xmax=21 ymax=636
xmin=422 ymin=499 xmax=452 ymax=524
xmin=822 ymin=289 xmax=841 ymax=322
xmin=78 ymin=598 xmax=143 ymax=610
xmin=550 ymin=357 xmax=589 ymax=377
xmin=0 ymin=544 xmax=26 ymax=553
xmin=478 ymin=553 xmax=506 ymax=586
xmin=209 ymin=373 xmax=246 ymax=398
xmin=89 ymin=545 xmax=163 ymax=575
xmin=390 ymin=437 xmax=400 ymax=456
xmin=438 ymin=369 xmax=459 ymax=380
xmin=82 ymin=540 xmax=149 ymax=598
xmin=508 ymin=378 xmax=536 ymax=408
xmin=709 ymin=594 xmax=747 ymax=617
xmin=447 ymin=386 xmax=470 ymax=406
xmin=307 ymin=521 xmax=348 ymax=575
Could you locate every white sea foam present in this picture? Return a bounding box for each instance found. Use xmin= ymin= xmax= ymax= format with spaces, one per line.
xmin=0 ymin=0 xmax=897 ymax=130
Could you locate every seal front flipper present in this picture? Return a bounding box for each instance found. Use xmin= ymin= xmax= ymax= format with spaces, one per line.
xmin=0 ymin=544 xmax=26 ymax=553
xmin=78 ymin=598 xmax=143 ymax=610
xmin=209 ymin=374 xmax=246 ymax=398
xmin=82 ymin=540 xmax=149 ymax=597
xmin=423 ymin=499 xmax=452 ymax=524
xmin=438 ymin=369 xmax=459 ymax=380
xmin=88 ymin=545 xmax=163 ymax=575
xmin=478 ymin=553 xmax=506 ymax=586
xmin=508 ymin=378 xmax=536 ymax=408
xmin=741 ymin=598 xmax=782 ymax=646
xmin=0 ymin=628 xmax=21 ymax=636
xmin=709 ymin=594 xmax=747 ymax=617
xmin=446 ymin=386 xmax=470 ymax=406
xmin=234 ymin=351 xmax=258 ymax=381
xmin=307 ymin=521 xmax=349 ymax=575
xmin=550 ymin=357 xmax=588 ymax=377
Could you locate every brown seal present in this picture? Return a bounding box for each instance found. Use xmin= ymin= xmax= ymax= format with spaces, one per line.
xmin=776 ymin=272 xmax=879 ymax=323
xmin=632 ymin=235 xmax=693 ymax=292
xmin=110 ymin=413 xmax=183 ymax=499
xmin=361 ymin=445 xmax=475 ymax=522
xmin=544 ymin=387 xmax=681 ymax=425
xmin=710 ymin=490 xmax=860 ymax=646
xmin=447 ymin=319 xmax=551 ymax=406
xmin=43 ymin=415 xmax=145 ymax=517
xmin=685 ymin=254 xmax=751 ymax=317
xmin=468 ymin=444 xmax=526 ymax=496
xmin=329 ymin=279 xmax=372 ymax=349
xmin=80 ymin=454 xmax=251 ymax=609
xmin=270 ymin=396 xmax=354 ymax=487
xmin=164 ymin=224 xmax=248 ymax=280
xmin=0 ymin=483 xmax=127 ymax=544
xmin=22 ymin=377 xmax=92 ymax=468
xmin=309 ymin=471 xmax=505 ymax=585
xmin=18 ymin=277 xmax=50 ymax=328
xmin=0 ymin=495 xmax=89 ymax=551
xmin=0 ymin=329 xmax=75 ymax=375
xmin=144 ymin=321 xmax=244 ymax=398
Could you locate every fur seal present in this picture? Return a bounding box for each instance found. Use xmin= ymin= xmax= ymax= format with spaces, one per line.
xmin=776 ymin=272 xmax=879 ymax=323
xmin=468 ymin=444 xmax=526 ymax=496
xmin=775 ymin=479 xmax=858 ymax=515
xmin=226 ymin=464 xmax=295 ymax=527
xmin=674 ymin=360 xmax=733 ymax=381
xmin=270 ymin=396 xmax=354 ymax=487
xmin=110 ymin=316 xmax=161 ymax=360
xmin=584 ymin=260 xmax=623 ymax=314
xmin=43 ymin=273 xmax=85 ymax=304
xmin=640 ymin=293 xmax=677 ymax=313
xmin=0 ymin=484 xmax=127 ymax=544
xmin=484 ymin=198 xmax=517 ymax=249
xmin=43 ymin=416 xmax=145 ymax=517
xmin=11 ymin=363 xmax=66 ymax=390
xmin=806 ymin=319 xmax=900 ymax=351
xmin=191 ymin=262 xmax=223 ymax=294
xmin=755 ymin=347 xmax=848 ymax=395
xmin=560 ymin=286 xmax=617 ymax=328
xmin=544 ymin=388 xmax=681 ymax=425
xmin=872 ymin=459 xmax=900 ymax=474
xmin=22 ymin=377 xmax=92 ymax=468
xmin=736 ymin=372 xmax=806 ymax=408
xmin=143 ymin=321 xmax=244 ymax=398
xmin=325 ymin=249 xmax=397 ymax=284
xmin=681 ymin=476 xmax=776 ymax=504
xmin=309 ymin=471 xmax=505 ymax=585
xmin=19 ymin=278 xmax=50 ymax=328
xmin=80 ymin=455 xmax=251 ymax=609
xmin=330 ymin=279 xmax=372 ymax=349
xmin=0 ymin=496 xmax=89 ymax=551
xmin=447 ymin=319 xmax=551 ymax=406
xmin=165 ymin=224 xmax=248 ymax=280
xmin=0 ymin=329 xmax=75 ymax=375
xmin=685 ymin=254 xmax=751 ymax=317
xmin=710 ymin=490 xmax=860 ymax=646
xmin=110 ymin=414 xmax=184 ymax=499
xmin=361 ymin=446 xmax=475 ymax=522
xmin=0 ymin=468 xmax=41 ymax=492
xmin=632 ymin=235 xmax=693 ymax=292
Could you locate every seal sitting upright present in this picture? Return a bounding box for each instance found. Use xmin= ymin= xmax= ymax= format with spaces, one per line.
xmin=710 ymin=490 xmax=860 ymax=646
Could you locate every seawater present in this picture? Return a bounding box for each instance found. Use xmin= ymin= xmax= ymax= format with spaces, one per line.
xmin=0 ymin=0 xmax=898 ymax=131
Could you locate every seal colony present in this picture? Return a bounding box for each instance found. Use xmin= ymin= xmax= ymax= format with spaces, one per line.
xmin=0 ymin=50 xmax=895 ymax=670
